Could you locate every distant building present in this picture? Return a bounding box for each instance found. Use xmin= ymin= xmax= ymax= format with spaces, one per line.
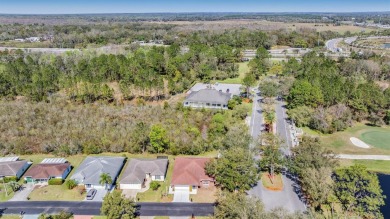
xmin=25 ymin=37 xmax=41 ymax=42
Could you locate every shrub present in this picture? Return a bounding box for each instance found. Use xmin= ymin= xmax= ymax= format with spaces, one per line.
xmin=48 ymin=178 xmax=64 ymax=185
xmin=65 ymin=179 xmax=77 ymax=189
xmin=2 ymin=176 xmax=17 ymax=183
xmin=150 ymin=181 xmax=160 ymax=191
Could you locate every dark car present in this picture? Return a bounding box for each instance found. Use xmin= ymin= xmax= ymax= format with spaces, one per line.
xmin=86 ymin=189 xmax=97 ymax=200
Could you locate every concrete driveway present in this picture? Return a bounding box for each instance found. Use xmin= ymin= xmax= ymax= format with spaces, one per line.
xmin=173 ymin=189 xmax=190 ymax=203
xmin=9 ymin=183 xmax=34 ymax=201
xmin=84 ymin=189 xmax=107 ymax=202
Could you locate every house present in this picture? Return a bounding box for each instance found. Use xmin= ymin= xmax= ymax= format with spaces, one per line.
xmin=170 ymin=157 xmax=214 ymax=194
xmin=24 ymin=158 xmax=71 ymax=183
xmin=119 ymin=158 xmax=169 ymax=190
xmin=0 ymin=157 xmax=31 ymax=179
xmin=183 ymin=89 xmax=232 ymax=109
xmin=70 ymin=156 xmax=125 ymax=190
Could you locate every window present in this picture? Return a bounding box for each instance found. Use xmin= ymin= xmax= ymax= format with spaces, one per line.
xmin=217 ymin=104 xmax=221 ymax=107
xmin=203 ymin=180 xmax=209 ymax=185
xmin=184 ymin=102 xmax=189 ymax=105
xmin=155 ymin=175 xmax=161 ymax=180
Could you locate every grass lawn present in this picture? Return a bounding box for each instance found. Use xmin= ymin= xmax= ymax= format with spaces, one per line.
xmin=338 ymin=159 xmax=390 ymax=174
xmin=302 ymin=124 xmax=390 ymax=155
xmin=0 ymin=184 xmax=15 ymax=202
xmin=28 ymin=184 xmax=85 ymax=201
xmin=0 ymin=215 xmax=20 ymax=219
xmin=261 ymin=172 xmax=283 ymax=191
xmin=213 ymin=62 xmax=248 ymax=84
xmin=190 ymin=186 xmax=218 ymax=203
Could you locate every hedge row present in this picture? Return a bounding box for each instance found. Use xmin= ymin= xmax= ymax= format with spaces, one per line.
xmin=48 ymin=178 xmax=64 ymax=185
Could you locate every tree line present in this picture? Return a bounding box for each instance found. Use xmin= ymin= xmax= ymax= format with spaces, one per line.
xmin=284 ymin=52 xmax=390 ymax=133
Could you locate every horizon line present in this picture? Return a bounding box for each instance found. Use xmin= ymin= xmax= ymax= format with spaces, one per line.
xmin=0 ymin=11 xmax=389 ymax=15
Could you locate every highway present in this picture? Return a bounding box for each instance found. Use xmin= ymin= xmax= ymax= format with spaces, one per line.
xmin=0 ymin=201 xmax=214 ymax=216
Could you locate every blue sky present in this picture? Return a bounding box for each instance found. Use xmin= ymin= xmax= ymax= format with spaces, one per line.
xmin=0 ymin=0 xmax=389 ymax=14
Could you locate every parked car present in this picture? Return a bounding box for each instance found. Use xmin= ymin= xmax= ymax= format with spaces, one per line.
xmin=86 ymin=189 xmax=97 ymax=200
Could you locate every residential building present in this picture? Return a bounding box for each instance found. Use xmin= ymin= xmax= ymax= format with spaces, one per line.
xmin=24 ymin=158 xmax=71 ymax=183
xmin=183 ymin=89 xmax=231 ymax=109
xmin=119 ymin=158 xmax=169 ymax=190
xmin=170 ymin=157 xmax=214 ymax=194
xmin=0 ymin=157 xmax=31 ymax=179
xmin=71 ymin=156 xmax=125 ymax=190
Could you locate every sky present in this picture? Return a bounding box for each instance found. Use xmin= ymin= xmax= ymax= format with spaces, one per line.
xmin=0 ymin=0 xmax=389 ymax=14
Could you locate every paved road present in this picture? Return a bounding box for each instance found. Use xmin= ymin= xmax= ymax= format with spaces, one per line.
xmin=337 ymin=154 xmax=390 ymax=160
xmin=0 ymin=47 xmax=79 ymax=54
xmin=275 ymin=99 xmax=293 ymax=156
xmin=0 ymin=202 xmax=214 ymax=216
xmin=9 ymin=184 xmax=33 ymax=201
xmin=248 ymin=96 xmax=306 ymax=212
xmin=325 ymin=37 xmax=356 ymax=53
xmin=249 ymin=89 xmax=263 ymax=141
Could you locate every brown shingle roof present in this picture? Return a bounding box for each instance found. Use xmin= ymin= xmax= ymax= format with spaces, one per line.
xmin=24 ymin=163 xmax=70 ymax=179
xmin=171 ymin=157 xmax=214 ymax=186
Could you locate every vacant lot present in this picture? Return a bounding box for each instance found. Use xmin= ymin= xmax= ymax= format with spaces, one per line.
xmin=303 ymin=124 xmax=390 ymax=155
xmin=29 ymin=184 xmax=85 ymax=201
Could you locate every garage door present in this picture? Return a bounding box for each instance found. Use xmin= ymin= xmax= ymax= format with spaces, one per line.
xmin=120 ymin=184 xmax=142 ymax=190
xmin=175 ymin=185 xmax=190 ymax=191
xmin=173 ymin=185 xmax=190 ymax=202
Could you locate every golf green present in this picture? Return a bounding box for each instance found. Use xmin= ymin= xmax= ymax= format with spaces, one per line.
xmin=360 ymin=131 xmax=390 ymax=150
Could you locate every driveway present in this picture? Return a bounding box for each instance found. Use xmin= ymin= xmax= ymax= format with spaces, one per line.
xmin=84 ymin=189 xmax=107 ymax=202
xmin=9 ymin=183 xmax=34 ymax=201
xmin=173 ymin=188 xmax=190 ymax=202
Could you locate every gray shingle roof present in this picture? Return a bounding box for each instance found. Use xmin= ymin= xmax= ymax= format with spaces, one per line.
xmin=119 ymin=158 xmax=168 ymax=184
xmin=185 ymin=89 xmax=231 ymax=104
xmin=71 ymin=156 xmax=125 ymax=185
xmin=0 ymin=160 xmax=28 ymax=177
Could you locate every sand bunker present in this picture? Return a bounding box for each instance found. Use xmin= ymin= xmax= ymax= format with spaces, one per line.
xmin=350 ymin=137 xmax=370 ymax=148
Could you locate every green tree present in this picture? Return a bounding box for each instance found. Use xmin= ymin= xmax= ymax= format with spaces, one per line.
xmin=300 ymin=167 xmax=334 ymax=210
xmin=259 ymin=80 xmax=279 ymax=98
xmin=206 ymin=147 xmax=259 ymax=192
xmin=99 ymin=173 xmax=113 ymax=190
xmin=242 ymin=73 xmax=256 ymax=95
xmin=258 ymin=133 xmax=284 ymax=180
xmin=101 ymin=190 xmax=136 ymax=219
xmin=289 ymin=137 xmax=338 ymax=177
xmin=65 ymin=179 xmax=78 ymax=190
xmin=8 ymin=181 xmax=21 ymax=192
xmin=149 ymin=124 xmax=169 ymax=153
xmin=214 ymin=192 xmax=265 ymax=219
xmin=333 ymin=165 xmax=385 ymax=219
xmin=288 ymin=79 xmax=324 ymax=108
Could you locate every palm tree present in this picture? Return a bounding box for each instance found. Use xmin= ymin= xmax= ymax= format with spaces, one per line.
xmin=264 ymin=111 xmax=275 ymax=133
xmin=99 ymin=173 xmax=112 ymax=190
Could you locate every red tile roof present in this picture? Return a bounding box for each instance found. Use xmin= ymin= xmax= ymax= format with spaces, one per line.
xmin=171 ymin=157 xmax=214 ymax=186
xmin=24 ymin=163 xmax=70 ymax=179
